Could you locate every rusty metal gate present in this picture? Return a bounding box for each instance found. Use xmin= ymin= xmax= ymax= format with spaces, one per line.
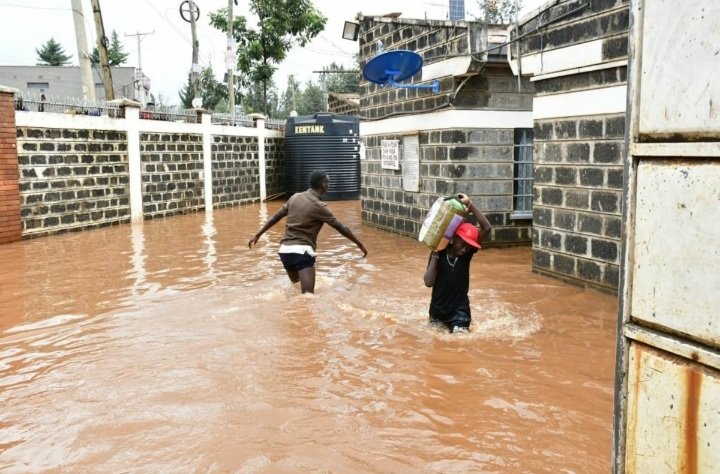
xmin=613 ymin=1 xmax=720 ymax=472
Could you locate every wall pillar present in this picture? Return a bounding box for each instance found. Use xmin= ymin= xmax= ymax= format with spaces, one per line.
xmin=122 ymin=100 xmax=143 ymax=223
xmin=0 ymin=86 xmax=21 ymax=244
xmin=250 ymin=113 xmax=267 ymax=201
xmin=201 ymin=112 xmax=213 ymax=212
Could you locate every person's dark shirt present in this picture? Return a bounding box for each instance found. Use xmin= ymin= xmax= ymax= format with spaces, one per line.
xmin=429 ymin=247 xmax=478 ymax=315
xmin=280 ymin=188 xmax=337 ymax=249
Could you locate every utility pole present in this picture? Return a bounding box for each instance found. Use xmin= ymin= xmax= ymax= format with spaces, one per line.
xmin=70 ymin=0 xmax=96 ymax=101
xmin=179 ymin=0 xmax=201 ymax=107
xmin=226 ymin=0 xmax=235 ymax=119
xmin=189 ymin=0 xmax=201 ymax=106
xmin=90 ymin=0 xmax=114 ymax=100
xmin=125 ymin=30 xmax=155 ymax=104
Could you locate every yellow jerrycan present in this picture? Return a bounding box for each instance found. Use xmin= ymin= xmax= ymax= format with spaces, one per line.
xmin=418 ymin=196 xmax=468 ymax=251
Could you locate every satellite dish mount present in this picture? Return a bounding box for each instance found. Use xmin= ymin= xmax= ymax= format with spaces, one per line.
xmin=363 ymin=49 xmax=439 ymax=94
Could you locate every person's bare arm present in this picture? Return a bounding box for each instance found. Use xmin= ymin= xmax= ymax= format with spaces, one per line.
xmin=330 ymin=221 xmax=368 ymax=257
xmin=248 ymin=207 xmax=288 ymax=248
xmin=424 ymin=252 xmax=439 ymax=287
xmin=458 ymin=193 xmax=492 ymax=243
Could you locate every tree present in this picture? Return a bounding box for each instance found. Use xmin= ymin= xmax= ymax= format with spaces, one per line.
xmin=297 ymin=80 xmax=324 ymax=115
xmin=209 ymin=0 xmax=327 ymax=115
xmin=476 ymin=0 xmax=523 ymax=23
xmin=319 ymin=61 xmax=360 ymax=94
xmin=36 ymin=38 xmax=72 ymax=66
xmin=178 ymin=66 xmax=227 ymax=110
xmin=241 ymin=79 xmax=280 ymax=117
xmin=91 ymin=30 xmax=129 ymax=66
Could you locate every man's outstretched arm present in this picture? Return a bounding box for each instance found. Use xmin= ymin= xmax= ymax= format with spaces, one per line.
xmin=248 ymin=207 xmax=288 ymax=248
xmin=330 ymin=221 xmax=368 ymax=257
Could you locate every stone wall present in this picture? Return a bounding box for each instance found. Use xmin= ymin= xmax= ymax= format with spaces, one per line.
xmin=140 ymin=132 xmax=204 ymax=218
xmin=516 ymin=0 xmax=629 ymax=291
xmin=0 ymin=88 xmax=20 ymax=244
xmin=265 ymin=136 xmax=285 ymax=196
xmin=212 ymin=135 xmax=259 ymax=207
xmin=327 ymin=94 xmax=359 ymax=116
xmin=6 ymin=107 xmax=285 ymax=242
xmin=357 ymin=16 xmax=534 ymax=245
xmin=17 ymin=127 xmax=129 ymax=237
xmin=362 ymin=128 xmax=531 ymax=244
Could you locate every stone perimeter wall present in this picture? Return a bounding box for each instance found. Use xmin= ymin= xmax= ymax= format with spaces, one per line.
xmin=6 ymin=110 xmax=285 ymax=240
xmin=17 ymin=127 xmax=130 ymax=236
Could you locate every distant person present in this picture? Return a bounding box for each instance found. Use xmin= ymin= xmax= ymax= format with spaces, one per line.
xmin=38 ymin=94 xmax=46 ymax=112
xmin=248 ymin=170 xmax=368 ymax=294
xmin=423 ymin=193 xmax=492 ymax=333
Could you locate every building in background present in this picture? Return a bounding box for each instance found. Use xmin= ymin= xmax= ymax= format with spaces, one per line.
xmin=356 ymin=14 xmax=535 ymax=246
xmin=0 ymin=65 xmax=151 ymax=103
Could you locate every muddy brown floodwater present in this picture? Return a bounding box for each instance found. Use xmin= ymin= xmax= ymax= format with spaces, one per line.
xmin=0 ymin=200 xmax=618 ymax=473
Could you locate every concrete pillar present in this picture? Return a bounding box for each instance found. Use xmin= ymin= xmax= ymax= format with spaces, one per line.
xmin=0 ymin=86 xmax=21 ymax=244
xmin=120 ymin=99 xmax=143 ymax=223
xmin=249 ymin=113 xmax=266 ymax=201
xmin=201 ymin=112 xmax=213 ymax=212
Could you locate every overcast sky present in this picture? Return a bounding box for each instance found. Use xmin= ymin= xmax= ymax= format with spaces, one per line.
xmin=0 ymin=0 xmax=543 ymax=106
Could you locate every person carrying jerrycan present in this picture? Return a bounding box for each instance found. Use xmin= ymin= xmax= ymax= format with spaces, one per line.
xmin=423 ymin=193 xmax=492 ymax=333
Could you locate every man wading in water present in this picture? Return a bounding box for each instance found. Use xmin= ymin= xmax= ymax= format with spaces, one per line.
xmin=248 ymin=171 xmax=368 ymax=294
xmin=423 ymin=193 xmax=492 ymax=333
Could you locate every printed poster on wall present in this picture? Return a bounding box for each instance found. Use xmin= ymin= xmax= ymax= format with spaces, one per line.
xmin=402 ymin=135 xmax=420 ymax=192
xmin=381 ymin=139 xmax=400 ymax=170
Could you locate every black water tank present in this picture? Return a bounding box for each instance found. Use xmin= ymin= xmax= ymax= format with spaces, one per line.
xmin=285 ymin=112 xmax=360 ymax=200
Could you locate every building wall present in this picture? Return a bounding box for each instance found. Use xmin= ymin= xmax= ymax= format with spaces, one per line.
xmin=358 ymin=16 xmax=534 ymax=245
xmin=327 ymin=95 xmax=359 ymax=116
xmin=0 ymin=66 xmax=140 ymax=101
xmin=515 ymin=0 xmax=630 ymax=291
xmin=0 ymin=88 xmax=21 ymax=243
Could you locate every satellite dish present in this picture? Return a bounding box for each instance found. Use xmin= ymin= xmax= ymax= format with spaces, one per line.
xmin=363 ymin=50 xmax=440 ymax=94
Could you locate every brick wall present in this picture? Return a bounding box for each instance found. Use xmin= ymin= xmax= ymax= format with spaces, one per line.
xmin=8 ymin=107 xmax=284 ymax=242
xmin=211 ymin=135 xmax=259 ymax=206
xmin=327 ymin=95 xmax=359 ymax=116
xmin=532 ymin=111 xmax=624 ymax=290
xmin=362 ymin=128 xmax=531 ymax=243
xmin=0 ymin=90 xmax=20 ymax=244
xmin=517 ymin=0 xmax=629 ymax=291
xmin=17 ymin=127 xmax=129 ymax=237
xmin=140 ymin=133 xmax=204 ymax=218
xmin=265 ymin=136 xmax=285 ymax=196
xmin=357 ymin=16 xmax=534 ymax=245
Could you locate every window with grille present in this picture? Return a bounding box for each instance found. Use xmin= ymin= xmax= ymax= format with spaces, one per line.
xmin=512 ymin=128 xmax=533 ymax=219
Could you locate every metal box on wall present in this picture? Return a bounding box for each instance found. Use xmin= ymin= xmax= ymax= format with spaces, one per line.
xmin=285 ymin=113 xmax=360 ymax=200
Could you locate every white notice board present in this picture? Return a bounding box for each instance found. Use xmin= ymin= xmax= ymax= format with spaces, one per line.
xmin=381 ymin=139 xmax=400 ymax=170
xmin=402 ymin=135 xmax=420 ymax=192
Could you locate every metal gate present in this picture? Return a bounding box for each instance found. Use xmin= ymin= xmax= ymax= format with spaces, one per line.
xmin=613 ymin=1 xmax=720 ymax=472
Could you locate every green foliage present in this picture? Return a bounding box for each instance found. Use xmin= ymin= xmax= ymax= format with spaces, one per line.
xmin=36 ymin=38 xmax=72 ymax=66
xmin=91 ymin=30 xmax=129 ymax=66
xmin=240 ymin=79 xmax=280 ymax=116
xmin=475 ymin=0 xmax=523 ymax=23
xmin=319 ymin=61 xmax=360 ymax=94
xmin=209 ymin=0 xmax=327 ymax=114
xmin=178 ymin=66 xmax=227 ymax=110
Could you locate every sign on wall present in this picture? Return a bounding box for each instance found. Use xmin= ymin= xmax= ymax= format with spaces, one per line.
xmin=402 ymin=135 xmax=420 ymax=192
xmin=381 ymin=139 xmax=399 ymax=170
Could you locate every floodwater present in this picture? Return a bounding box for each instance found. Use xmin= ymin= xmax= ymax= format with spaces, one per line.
xmin=0 ymin=201 xmax=618 ymax=473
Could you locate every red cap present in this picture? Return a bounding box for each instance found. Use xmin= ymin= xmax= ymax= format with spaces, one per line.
xmin=455 ymin=223 xmax=481 ymax=248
